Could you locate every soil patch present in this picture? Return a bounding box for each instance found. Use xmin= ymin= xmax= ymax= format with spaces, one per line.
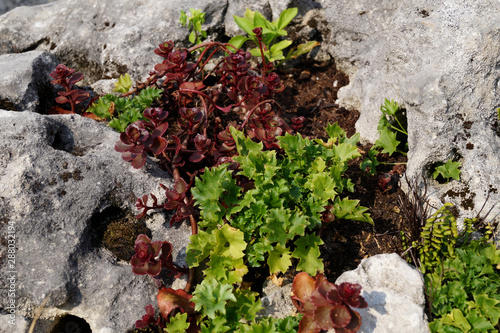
xmin=275 ymin=62 xmax=407 ymax=280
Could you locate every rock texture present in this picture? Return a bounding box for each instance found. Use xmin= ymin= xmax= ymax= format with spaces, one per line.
xmin=0 ymin=110 xmax=189 ymax=332
xmin=336 ymin=253 xmax=430 ymax=333
xmin=0 ymin=0 xmax=54 ymax=15
xmin=321 ymin=0 xmax=500 ymax=223
xmin=0 ymin=50 xmax=59 ymax=112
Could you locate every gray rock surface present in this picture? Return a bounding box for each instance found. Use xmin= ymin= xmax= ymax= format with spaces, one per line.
xmin=0 ymin=110 xmax=189 ymax=332
xmin=0 ymin=0 xmax=55 ymax=15
xmin=0 ymin=50 xmax=59 ymax=112
xmin=336 ymin=253 xmax=430 ymax=333
xmin=0 ymin=0 xmax=227 ymax=84
xmin=321 ymin=0 xmax=500 ymax=223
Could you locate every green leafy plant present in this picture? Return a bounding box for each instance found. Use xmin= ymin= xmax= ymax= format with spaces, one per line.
xmin=87 ymin=75 xmax=162 ymax=132
xmin=230 ymin=8 xmax=319 ymax=64
xmin=415 ymin=203 xmax=459 ymax=274
xmin=180 ymin=9 xmax=207 ymax=45
xmin=361 ymin=99 xmax=407 ymax=176
xmin=432 ymin=159 xmax=461 ymax=183
xmin=427 ymin=238 xmax=500 ymax=332
xmin=189 ymin=124 xmax=372 ymax=276
xmin=407 ymin=201 xmax=500 ymax=332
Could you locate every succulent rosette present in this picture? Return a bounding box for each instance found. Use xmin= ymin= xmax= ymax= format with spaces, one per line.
xmin=292 ymin=272 xmax=367 ymax=333
xmin=130 ymin=234 xmax=165 ymax=276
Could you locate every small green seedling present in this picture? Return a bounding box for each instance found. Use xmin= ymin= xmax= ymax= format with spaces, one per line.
xmin=361 ymin=98 xmax=408 ymax=175
xmin=180 ymin=8 xmax=207 ymax=45
xmin=432 ymin=159 xmax=461 ymax=183
xmin=230 ymin=8 xmax=319 ymax=64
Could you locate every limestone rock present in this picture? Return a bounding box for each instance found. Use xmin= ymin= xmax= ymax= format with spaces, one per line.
xmin=0 ymin=0 xmax=227 ymax=83
xmin=322 ymin=0 xmax=500 ymax=223
xmin=335 ymin=253 xmax=430 ymax=333
xmin=0 ymin=110 xmax=188 ymax=332
xmin=0 ymin=50 xmax=59 ymax=112
xmin=0 ymin=0 xmax=55 ymax=15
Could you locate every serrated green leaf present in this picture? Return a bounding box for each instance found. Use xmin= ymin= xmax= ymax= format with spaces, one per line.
xmin=228 ymin=289 xmax=263 ymax=323
xmin=261 ymin=208 xmax=292 ymax=246
xmin=213 ymin=224 xmax=247 ymax=260
xmin=247 ymin=239 xmax=273 ymax=267
xmin=292 ymin=234 xmax=324 ymax=275
xmin=473 ymin=294 xmax=500 ymax=325
xmin=192 ymin=163 xmax=240 ymax=227
xmin=135 ymin=86 xmax=162 ymax=109
xmin=381 ymin=98 xmax=399 ymax=116
xmin=87 ymin=98 xmax=113 ymax=119
xmin=200 ymin=317 xmax=229 ymax=333
xmin=113 ymin=73 xmax=133 ymax=93
xmin=205 ymin=256 xmax=248 ymax=285
xmin=304 ymin=172 xmax=337 ymax=202
xmin=373 ymin=127 xmax=400 ymax=155
xmin=333 ymin=197 xmax=373 ymax=224
xmin=186 ymin=229 xmax=216 ymax=268
xmin=192 ymin=278 xmax=236 ymax=319
xmin=432 ymin=159 xmax=461 ymax=182
xmin=333 ymin=142 xmax=361 ymax=163
xmin=267 ymin=244 xmax=292 ymax=274
xmin=165 ymin=312 xmax=190 ymax=333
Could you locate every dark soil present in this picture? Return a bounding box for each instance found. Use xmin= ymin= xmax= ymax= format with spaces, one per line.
xmin=275 ymin=62 xmax=407 ymax=281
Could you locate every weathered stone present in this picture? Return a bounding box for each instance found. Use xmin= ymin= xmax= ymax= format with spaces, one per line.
xmin=0 ymin=0 xmax=227 ymax=84
xmin=0 ymin=110 xmax=189 ymax=332
xmin=322 ymin=0 xmax=500 ymax=223
xmin=259 ymin=279 xmax=296 ymax=319
xmin=335 ymin=253 xmax=430 ymax=333
xmin=0 ymin=50 xmax=59 ymax=112
xmin=0 ymin=0 xmax=54 ymax=15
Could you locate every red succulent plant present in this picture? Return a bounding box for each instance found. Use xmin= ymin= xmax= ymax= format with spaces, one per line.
xmin=291 ymin=272 xmax=367 ymax=333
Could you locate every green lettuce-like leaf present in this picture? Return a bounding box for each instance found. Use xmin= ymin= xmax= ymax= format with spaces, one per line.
xmin=165 ymin=312 xmax=190 ymax=333
xmin=214 ymin=224 xmax=247 ymax=259
xmin=192 ymin=278 xmax=237 ymax=319
xmin=292 ymin=234 xmax=324 ymax=275
xmin=267 ymin=243 xmax=292 ymax=274
xmin=191 ymin=163 xmax=240 ymax=227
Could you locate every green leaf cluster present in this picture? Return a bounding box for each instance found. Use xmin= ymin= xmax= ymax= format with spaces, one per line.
xmin=229 ymin=8 xmax=319 ymax=64
xmin=362 ymin=98 xmax=408 ymax=175
xmin=184 ymin=223 xmax=300 ymax=332
xmin=413 ymin=202 xmax=500 ymax=332
xmin=416 ymin=203 xmax=458 ymax=274
xmin=87 ymin=82 xmax=162 ymax=132
xmin=180 ymin=9 xmax=207 ymax=45
xmin=427 ymin=240 xmax=500 ymax=332
xmin=190 ymin=123 xmax=372 ymax=277
xmin=432 ymin=159 xmax=461 ymax=183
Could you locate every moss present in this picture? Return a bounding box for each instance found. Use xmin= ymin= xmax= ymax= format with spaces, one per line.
xmin=102 ymin=218 xmax=150 ymax=261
